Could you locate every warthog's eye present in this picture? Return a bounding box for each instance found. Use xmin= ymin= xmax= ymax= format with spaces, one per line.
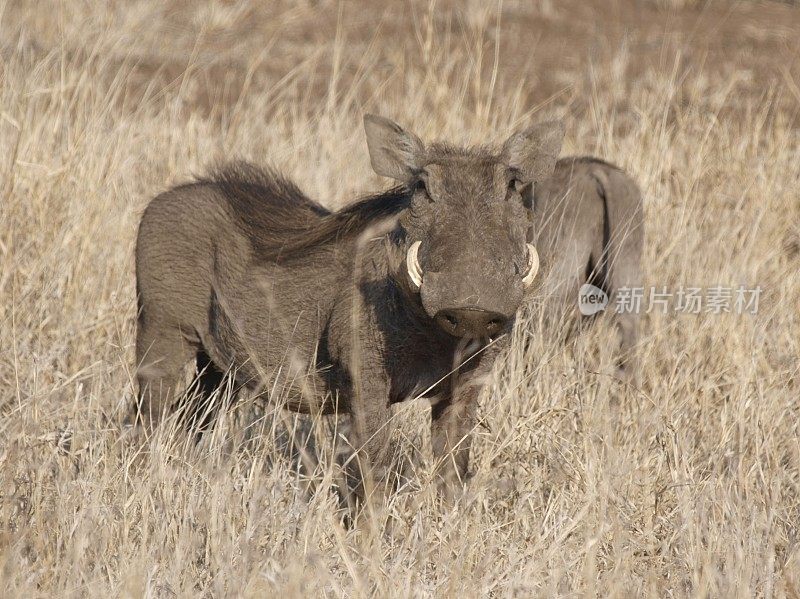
xmin=414 ymin=179 xmax=433 ymax=201
xmin=506 ymin=177 xmax=519 ymax=197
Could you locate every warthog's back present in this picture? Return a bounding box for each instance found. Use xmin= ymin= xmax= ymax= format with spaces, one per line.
xmin=531 ymin=156 xmax=642 ymax=296
xmin=136 ymin=163 xmax=338 ymax=321
xmin=135 ymin=162 xmax=411 ymax=415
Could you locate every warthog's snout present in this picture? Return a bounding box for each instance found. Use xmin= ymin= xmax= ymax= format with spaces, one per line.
xmin=434 ymin=307 xmax=508 ymax=339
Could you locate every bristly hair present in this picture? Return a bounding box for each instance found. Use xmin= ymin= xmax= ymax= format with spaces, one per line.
xmin=197 ymin=161 xmax=410 ymax=261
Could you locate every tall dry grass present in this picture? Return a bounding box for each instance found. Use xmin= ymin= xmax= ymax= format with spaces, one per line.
xmin=1 ymin=0 xmax=799 ymax=596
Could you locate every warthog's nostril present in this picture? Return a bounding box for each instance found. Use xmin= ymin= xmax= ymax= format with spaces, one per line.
xmin=435 ymin=308 xmax=508 ymax=338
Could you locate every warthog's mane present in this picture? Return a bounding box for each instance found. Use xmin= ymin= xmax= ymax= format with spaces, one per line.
xmin=198 ymin=162 xmax=410 ymax=262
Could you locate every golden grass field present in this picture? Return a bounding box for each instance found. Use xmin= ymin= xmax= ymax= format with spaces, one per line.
xmin=2 ymin=0 xmax=800 ymax=596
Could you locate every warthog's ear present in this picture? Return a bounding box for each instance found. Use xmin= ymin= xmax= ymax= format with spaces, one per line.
xmin=364 ymin=114 xmax=425 ymax=183
xmin=502 ymin=120 xmax=565 ymax=183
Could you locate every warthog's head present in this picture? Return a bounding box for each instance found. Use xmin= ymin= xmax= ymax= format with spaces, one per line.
xmin=364 ymin=114 xmax=565 ymax=341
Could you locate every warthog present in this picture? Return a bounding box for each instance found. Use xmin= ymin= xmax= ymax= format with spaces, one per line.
xmin=134 ymin=114 xmax=564 ymax=501
xmin=133 ymin=114 xmax=642 ymax=503
xmin=528 ymin=157 xmax=643 ymax=381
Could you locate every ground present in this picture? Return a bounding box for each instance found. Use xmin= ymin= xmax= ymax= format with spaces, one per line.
xmin=1 ymin=0 xmax=799 ymax=596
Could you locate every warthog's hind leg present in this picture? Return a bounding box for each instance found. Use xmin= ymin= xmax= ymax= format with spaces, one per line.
xmin=133 ymin=321 xmax=196 ymax=431
xmin=179 ymin=350 xmax=233 ymax=438
xmin=613 ymin=311 xmax=640 ymax=386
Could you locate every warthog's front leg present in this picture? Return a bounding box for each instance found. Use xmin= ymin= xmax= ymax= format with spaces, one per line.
xmin=346 ymin=371 xmax=396 ymax=509
xmin=430 ymin=377 xmax=480 ymax=503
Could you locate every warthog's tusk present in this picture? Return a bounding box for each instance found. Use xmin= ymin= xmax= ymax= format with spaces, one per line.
xmin=406 ymin=240 xmax=423 ymax=289
xmin=522 ymin=243 xmax=539 ymax=287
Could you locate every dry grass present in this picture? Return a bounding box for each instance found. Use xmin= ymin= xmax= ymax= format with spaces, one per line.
xmin=2 ymin=0 xmax=800 ymax=596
